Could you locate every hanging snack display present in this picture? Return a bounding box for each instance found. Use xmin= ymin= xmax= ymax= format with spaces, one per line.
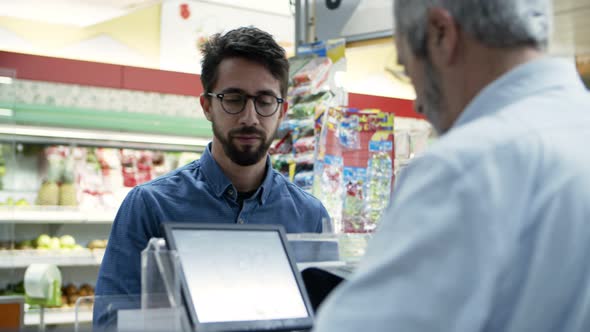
xmin=342 ymin=167 xmax=367 ymax=232
xmin=317 ymin=155 xmax=344 ymax=231
xmin=293 ymin=171 xmax=314 ymax=191
xmin=290 ymin=57 xmax=333 ymax=98
xmin=270 ymin=55 xmax=335 ymax=189
xmin=364 ymin=141 xmax=393 ymax=228
xmin=314 ymin=107 xmax=395 ymax=233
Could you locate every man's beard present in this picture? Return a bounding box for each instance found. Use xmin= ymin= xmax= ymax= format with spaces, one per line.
xmin=212 ymin=123 xmax=274 ymax=166
xmin=422 ymin=58 xmax=445 ymax=135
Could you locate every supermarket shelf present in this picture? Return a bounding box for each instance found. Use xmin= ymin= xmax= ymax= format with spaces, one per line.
xmin=296 ymin=260 xmax=346 ymax=270
xmin=0 ymin=124 xmax=209 ymax=152
xmin=0 ymin=249 xmax=104 ymax=268
xmin=25 ymin=307 xmax=93 ymax=326
xmin=0 ymin=206 xmax=116 ymax=224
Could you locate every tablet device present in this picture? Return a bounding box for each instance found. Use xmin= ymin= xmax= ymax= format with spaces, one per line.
xmin=162 ymin=223 xmax=314 ymax=332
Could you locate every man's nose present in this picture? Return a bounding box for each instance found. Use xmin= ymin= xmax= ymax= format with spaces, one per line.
xmin=238 ymin=97 xmax=260 ymax=126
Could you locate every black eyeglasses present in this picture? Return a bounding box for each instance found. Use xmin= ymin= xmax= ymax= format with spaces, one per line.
xmin=206 ymin=92 xmax=284 ymax=117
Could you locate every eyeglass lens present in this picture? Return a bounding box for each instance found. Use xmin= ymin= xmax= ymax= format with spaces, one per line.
xmin=221 ymin=93 xmax=279 ymax=116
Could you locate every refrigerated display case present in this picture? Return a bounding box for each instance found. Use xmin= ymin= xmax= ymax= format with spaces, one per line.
xmin=0 ymin=66 xmax=210 ymax=329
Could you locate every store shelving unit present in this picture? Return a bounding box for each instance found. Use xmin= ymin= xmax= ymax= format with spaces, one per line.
xmin=0 ymin=206 xmax=112 ymax=274
xmin=0 ymin=206 xmax=116 ymax=224
xmin=0 ymin=249 xmax=104 ymax=268
xmin=0 ymin=123 xmax=209 ymax=328
xmin=24 ymin=307 xmax=93 ymax=326
xmin=0 ymin=124 xmax=209 ymax=153
xmin=1 ymin=205 xmax=111 ymax=327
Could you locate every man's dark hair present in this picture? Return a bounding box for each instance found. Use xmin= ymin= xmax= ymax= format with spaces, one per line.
xmin=200 ymin=26 xmax=289 ymax=98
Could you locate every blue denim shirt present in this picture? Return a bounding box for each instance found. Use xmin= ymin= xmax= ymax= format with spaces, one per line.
xmin=95 ymin=144 xmax=328 ymax=326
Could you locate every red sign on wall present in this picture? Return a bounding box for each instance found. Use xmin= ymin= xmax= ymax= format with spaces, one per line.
xmin=180 ymin=3 xmax=191 ymax=20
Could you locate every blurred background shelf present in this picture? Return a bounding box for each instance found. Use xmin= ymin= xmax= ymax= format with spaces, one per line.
xmin=0 ymin=206 xmax=116 ymax=224
xmin=0 ymin=249 xmax=104 ymax=268
xmin=0 ymin=124 xmax=209 ymax=152
xmin=24 ymin=307 xmax=93 ymax=326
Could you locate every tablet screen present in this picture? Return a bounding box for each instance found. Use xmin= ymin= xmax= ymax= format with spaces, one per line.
xmin=171 ymin=228 xmax=310 ymax=323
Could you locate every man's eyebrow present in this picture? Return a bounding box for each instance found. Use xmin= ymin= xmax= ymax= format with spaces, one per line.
xmin=219 ymin=87 xmax=246 ymax=94
xmin=218 ymin=88 xmax=278 ymax=96
xmin=256 ymin=89 xmax=279 ymax=96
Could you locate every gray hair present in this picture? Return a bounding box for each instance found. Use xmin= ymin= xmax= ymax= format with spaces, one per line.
xmin=394 ymin=0 xmax=553 ymax=57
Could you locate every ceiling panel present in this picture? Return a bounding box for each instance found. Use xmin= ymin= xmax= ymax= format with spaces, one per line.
xmin=0 ymin=0 xmax=588 ymax=56
xmin=0 ymin=0 xmax=160 ymax=27
xmin=0 ymin=0 xmax=291 ymax=27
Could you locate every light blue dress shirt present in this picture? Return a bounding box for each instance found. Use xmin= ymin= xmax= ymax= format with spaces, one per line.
xmin=314 ymin=57 xmax=590 ymax=331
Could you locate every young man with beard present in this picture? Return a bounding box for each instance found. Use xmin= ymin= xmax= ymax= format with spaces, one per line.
xmin=313 ymin=1 xmax=590 ymax=331
xmin=94 ymin=27 xmax=329 ymax=327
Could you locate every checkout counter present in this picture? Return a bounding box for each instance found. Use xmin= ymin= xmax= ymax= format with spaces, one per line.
xmin=88 ymin=230 xmax=368 ymax=332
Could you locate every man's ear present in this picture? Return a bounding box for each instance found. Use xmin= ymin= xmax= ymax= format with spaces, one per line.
xmin=200 ymin=94 xmax=213 ymax=122
xmin=426 ymin=7 xmax=459 ymax=67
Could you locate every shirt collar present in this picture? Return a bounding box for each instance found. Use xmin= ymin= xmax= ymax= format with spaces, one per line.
xmin=200 ymin=143 xmax=274 ymax=205
xmin=452 ymin=57 xmax=586 ymax=130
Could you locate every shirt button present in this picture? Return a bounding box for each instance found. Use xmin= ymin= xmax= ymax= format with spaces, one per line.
xmin=227 ymin=189 xmax=234 ymax=196
xmin=238 ymin=218 xmax=245 ymax=224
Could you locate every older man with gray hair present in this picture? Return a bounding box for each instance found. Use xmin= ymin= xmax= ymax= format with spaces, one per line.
xmin=313 ymin=0 xmax=590 ymax=331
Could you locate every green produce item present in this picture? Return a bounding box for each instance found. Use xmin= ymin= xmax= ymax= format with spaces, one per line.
xmin=48 ymin=237 xmax=61 ymax=250
xmin=59 ymin=235 xmax=76 ymax=249
xmin=36 ymin=234 xmax=51 ymax=248
xmin=38 ymin=151 xmax=63 ymax=206
xmin=15 ymin=199 xmax=30 ymax=207
xmin=59 ymin=156 xmax=77 ymax=206
xmin=37 ymin=182 xmax=59 ymax=206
